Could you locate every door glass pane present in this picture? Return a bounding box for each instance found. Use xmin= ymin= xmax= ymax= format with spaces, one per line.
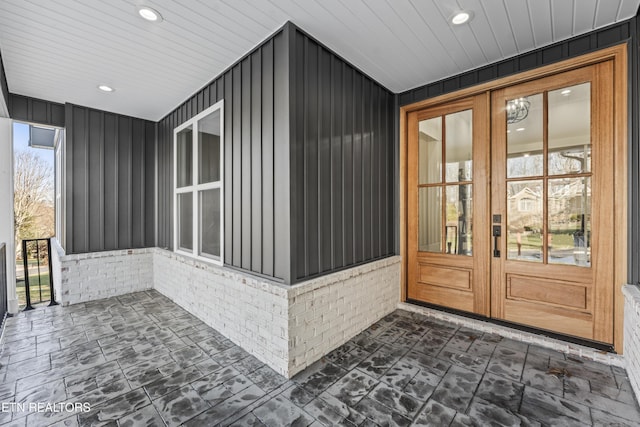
xmin=198 ymin=110 xmax=221 ymax=184
xmin=177 ymin=126 xmax=193 ymax=188
xmin=446 ymin=110 xmax=473 ymax=182
xmin=178 ymin=193 xmax=193 ymax=251
xmin=446 ymin=185 xmax=472 ymax=255
xmin=507 ymin=180 xmax=543 ymax=262
xmin=507 ymin=94 xmax=543 ymax=178
xmin=548 ymin=177 xmax=591 ymax=266
xmin=200 ymin=188 xmax=221 ymax=259
xmin=419 ymin=187 xmax=441 ymax=252
xmin=419 ymin=118 xmax=442 ymax=184
xmin=548 ymin=83 xmax=591 ymax=175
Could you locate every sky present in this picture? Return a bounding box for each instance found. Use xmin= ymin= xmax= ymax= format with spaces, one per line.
xmin=13 ymin=122 xmax=55 ymax=170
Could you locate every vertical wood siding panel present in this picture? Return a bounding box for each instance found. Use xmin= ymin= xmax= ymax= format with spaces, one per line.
xmin=232 ymin=66 xmax=242 ymax=267
xmin=342 ymin=67 xmax=354 ymax=267
xmin=131 ymin=119 xmax=144 ymax=248
xmin=290 ymin=31 xmax=306 ymax=280
xmin=331 ymin=56 xmax=344 ymax=269
xmin=103 ymin=113 xmax=118 ymax=250
xmin=117 ymin=116 xmax=132 ymax=249
xmin=273 ymin=30 xmax=291 ymax=282
xmin=262 ymin=40 xmax=275 ymax=277
xmin=72 ymin=106 xmax=88 ymax=253
xmin=251 ymin=49 xmax=263 ymax=273
xmin=88 ymin=110 xmax=103 ymax=252
xmin=223 ymin=72 xmax=233 ymax=265
xmin=371 ymin=85 xmax=380 ymax=257
xmin=362 ymin=78 xmax=372 ymax=261
xmin=305 ymin=39 xmax=319 ymax=276
xmin=352 ymin=72 xmax=363 ymax=264
xmin=145 ymin=122 xmax=156 ymax=247
xmin=319 ymin=47 xmax=332 ymax=273
xmin=241 ymin=58 xmax=252 ymax=270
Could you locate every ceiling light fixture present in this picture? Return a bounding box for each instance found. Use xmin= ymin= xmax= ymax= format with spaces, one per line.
xmin=561 ymin=89 xmax=572 ymax=95
xmin=516 ymin=127 xmax=525 ymax=132
xmin=98 ymin=85 xmax=114 ymax=92
xmin=451 ymin=11 xmax=472 ymax=25
xmin=506 ymin=97 xmax=530 ymax=124
xmin=137 ymin=6 xmax=163 ymax=22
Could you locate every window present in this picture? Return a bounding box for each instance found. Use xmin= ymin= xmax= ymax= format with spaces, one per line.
xmin=518 ymin=198 xmax=535 ymax=212
xmin=174 ymin=101 xmax=224 ymax=264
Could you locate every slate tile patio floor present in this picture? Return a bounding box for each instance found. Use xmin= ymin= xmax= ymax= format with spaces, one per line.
xmin=0 ymin=290 xmax=638 ymax=426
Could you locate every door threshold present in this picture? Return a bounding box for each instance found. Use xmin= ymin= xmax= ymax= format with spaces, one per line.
xmin=404 ymin=299 xmax=616 ymax=355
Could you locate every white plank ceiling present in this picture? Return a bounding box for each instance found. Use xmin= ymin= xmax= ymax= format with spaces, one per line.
xmin=0 ymin=0 xmax=637 ymax=121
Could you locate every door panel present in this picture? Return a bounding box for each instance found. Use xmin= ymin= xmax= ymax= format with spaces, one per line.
xmin=407 ymin=95 xmax=490 ymax=316
xmin=491 ymin=62 xmax=614 ymax=343
xmin=407 ymin=62 xmax=615 ymax=345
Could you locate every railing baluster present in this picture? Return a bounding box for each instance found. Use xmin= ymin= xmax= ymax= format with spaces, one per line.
xmin=47 ymin=239 xmax=57 ymax=306
xmin=22 ymin=240 xmax=34 ymax=311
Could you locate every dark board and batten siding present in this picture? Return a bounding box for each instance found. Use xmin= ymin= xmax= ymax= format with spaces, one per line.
xmin=157 ymin=27 xmax=291 ymax=283
xmin=397 ymin=18 xmax=640 ymax=284
xmin=9 ymin=94 xmax=65 ymax=127
xmin=0 ymin=53 xmax=9 ymax=113
xmin=289 ymin=27 xmax=395 ymax=283
xmin=64 ymin=104 xmax=155 ymax=254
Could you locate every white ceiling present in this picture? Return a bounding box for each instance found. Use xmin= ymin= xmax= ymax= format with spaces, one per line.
xmin=0 ymin=0 xmax=638 ymax=121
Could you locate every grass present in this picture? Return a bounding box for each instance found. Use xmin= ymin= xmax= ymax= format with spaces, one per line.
xmin=508 ymin=232 xmax=578 ymax=249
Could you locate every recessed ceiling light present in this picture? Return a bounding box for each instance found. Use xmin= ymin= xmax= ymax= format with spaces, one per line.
xmin=98 ymin=85 xmax=114 ymax=92
xmin=507 ymin=130 xmax=511 ymax=133
xmin=137 ymin=6 xmax=163 ymax=22
xmin=451 ymin=11 xmax=472 ymax=25
xmin=561 ymin=89 xmax=572 ymax=95
xmin=523 ymin=153 xmax=530 ymax=158
xmin=516 ymin=127 xmax=525 ymax=132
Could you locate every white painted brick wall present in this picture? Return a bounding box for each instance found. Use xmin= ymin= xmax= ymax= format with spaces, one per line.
xmin=56 ymin=248 xmax=154 ymax=305
xmin=153 ymin=249 xmax=291 ymax=376
xmin=287 ymin=256 xmax=401 ymax=376
xmin=623 ymin=285 xmax=640 ymax=404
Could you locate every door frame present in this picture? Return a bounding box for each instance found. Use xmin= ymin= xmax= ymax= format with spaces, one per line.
xmin=399 ymin=44 xmax=628 ymax=352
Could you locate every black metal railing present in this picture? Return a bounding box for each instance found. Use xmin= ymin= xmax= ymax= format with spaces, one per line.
xmin=21 ymin=238 xmax=57 ymax=310
xmin=0 ymin=242 xmax=7 ymax=325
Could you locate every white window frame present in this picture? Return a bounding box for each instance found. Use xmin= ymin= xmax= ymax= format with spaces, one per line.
xmin=173 ymin=100 xmax=224 ymax=265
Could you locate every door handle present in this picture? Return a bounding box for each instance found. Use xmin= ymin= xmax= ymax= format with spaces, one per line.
xmin=493 ymin=225 xmax=501 ymax=258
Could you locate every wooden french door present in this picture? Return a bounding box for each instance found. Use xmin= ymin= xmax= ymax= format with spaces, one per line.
xmin=407 ymin=94 xmax=491 ymax=316
xmin=407 ymin=61 xmax=616 ymax=344
xmin=491 ymin=63 xmax=614 ymax=343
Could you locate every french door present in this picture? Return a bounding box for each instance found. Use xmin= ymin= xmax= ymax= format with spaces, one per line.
xmin=407 ymin=62 xmax=616 ymax=344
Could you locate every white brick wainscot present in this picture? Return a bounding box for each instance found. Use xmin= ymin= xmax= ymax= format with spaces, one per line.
xmin=623 ymin=285 xmax=640 ymax=402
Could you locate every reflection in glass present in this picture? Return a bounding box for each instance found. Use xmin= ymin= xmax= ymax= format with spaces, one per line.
xmin=178 ymin=193 xmax=193 ymax=251
xmin=445 ymin=185 xmax=472 ymax=256
xmin=198 ymin=110 xmax=221 ymax=184
xmin=507 ymin=93 xmax=543 ymax=178
xmin=507 ymin=180 xmax=543 ymax=262
xmin=419 ymin=118 xmax=442 ymax=184
xmin=548 ymin=177 xmax=591 ymax=266
xmin=548 ymin=83 xmax=591 ymax=175
xmin=177 ymin=126 xmax=193 ymax=188
xmin=419 ymin=187 xmax=441 ymax=252
xmin=200 ymin=189 xmax=221 ymax=259
xmin=445 ymin=110 xmax=473 ymax=182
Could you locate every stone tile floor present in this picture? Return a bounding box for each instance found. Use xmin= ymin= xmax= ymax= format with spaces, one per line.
xmin=0 ymin=290 xmax=638 ymax=426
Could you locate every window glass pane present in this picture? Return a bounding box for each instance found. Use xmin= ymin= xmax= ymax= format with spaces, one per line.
xmin=178 ymin=193 xmax=193 ymax=251
xmin=419 ymin=118 xmax=442 ymax=184
xmin=198 ymin=110 xmax=221 ymax=184
xmin=548 ymin=83 xmax=591 ymax=175
xmin=200 ymin=188 xmax=221 ymax=259
xmin=446 ymin=185 xmax=472 ymax=256
xmin=445 ymin=110 xmax=472 ymax=182
xmin=548 ymin=177 xmax=591 ymax=266
xmin=507 ymin=94 xmax=543 ymax=178
xmin=507 ymin=180 xmax=543 ymax=262
xmin=177 ymin=126 xmax=193 ymax=188
xmin=419 ymin=187 xmax=441 ymax=252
